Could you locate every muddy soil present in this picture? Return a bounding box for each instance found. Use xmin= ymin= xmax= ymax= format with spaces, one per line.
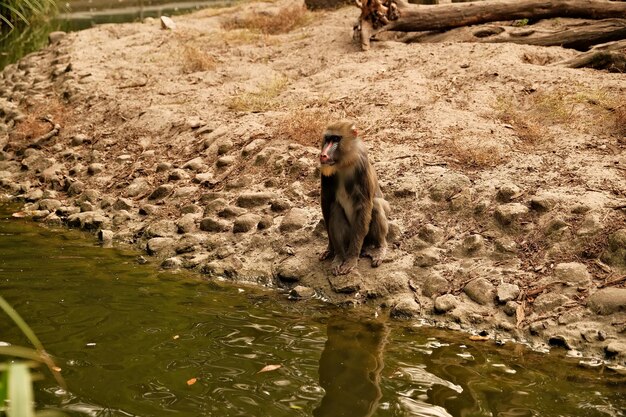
xmin=1 ymin=0 xmax=625 ymax=365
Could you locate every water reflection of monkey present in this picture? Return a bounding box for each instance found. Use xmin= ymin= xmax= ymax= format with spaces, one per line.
xmin=313 ymin=315 xmax=389 ymax=417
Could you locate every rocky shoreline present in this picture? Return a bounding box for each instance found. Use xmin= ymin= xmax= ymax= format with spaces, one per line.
xmin=1 ymin=0 xmax=625 ymax=366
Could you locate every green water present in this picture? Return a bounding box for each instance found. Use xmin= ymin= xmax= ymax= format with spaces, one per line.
xmin=0 ymin=205 xmax=624 ymax=417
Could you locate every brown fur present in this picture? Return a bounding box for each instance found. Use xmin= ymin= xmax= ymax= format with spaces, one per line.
xmin=319 ymin=121 xmax=390 ymax=275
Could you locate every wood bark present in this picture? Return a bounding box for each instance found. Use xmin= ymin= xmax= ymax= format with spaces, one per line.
xmin=355 ymin=0 xmax=626 ymax=50
xmin=553 ymin=39 xmax=626 ymax=70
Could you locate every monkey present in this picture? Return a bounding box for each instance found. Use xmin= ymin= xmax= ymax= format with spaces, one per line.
xmin=319 ymin=120 xmax=390 ymax=276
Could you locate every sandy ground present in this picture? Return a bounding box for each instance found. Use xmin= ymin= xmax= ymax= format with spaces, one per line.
xmin=1 ymin=0 xmax=625 ymax=364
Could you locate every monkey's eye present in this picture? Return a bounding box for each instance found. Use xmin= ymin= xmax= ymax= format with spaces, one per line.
xmin=324 ymin=134 xmax=341 ymax=143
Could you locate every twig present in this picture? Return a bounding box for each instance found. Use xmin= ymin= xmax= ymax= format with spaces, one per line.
xmin=32 ymin=124 xmax=61 ymax=147
xmin=599 ymin=275 xmax=626 ymax=288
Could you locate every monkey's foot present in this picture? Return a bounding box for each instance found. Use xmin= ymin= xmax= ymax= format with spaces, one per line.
xmin=332 ymin=257 xmax=358 ymax=276
xmin=363 ymin=245 xmax=387 ymax=267
xmin=319 ymin=248 xmax=334 ymax=261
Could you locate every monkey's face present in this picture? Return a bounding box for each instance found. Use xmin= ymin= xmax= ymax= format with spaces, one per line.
xmin=320 ymin=133 xmax=341 ymax=166
xmin=320 ymin=121 xmax=358 ymax=177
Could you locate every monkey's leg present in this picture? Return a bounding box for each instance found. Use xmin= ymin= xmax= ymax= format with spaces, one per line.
xmin=328 ymin=204 xmax=352 ymax=275
xmin=362 ymin=198 xmax=389 ymax=267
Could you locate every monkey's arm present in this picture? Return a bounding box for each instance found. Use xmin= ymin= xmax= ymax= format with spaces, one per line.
xmin=320 ymin=174 xmax=337 ymax=259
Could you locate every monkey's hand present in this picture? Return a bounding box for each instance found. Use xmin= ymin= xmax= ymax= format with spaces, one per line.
xmin=333 ymin=257 xmax=358 ymax=276
xmin=319 ymin=247 xmax=334 ymax=261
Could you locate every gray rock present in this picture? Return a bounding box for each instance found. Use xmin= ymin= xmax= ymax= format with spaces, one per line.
xmin=233 ymin=214 xmax=262 ymax=233
xmin=258 ymin=215 xmax=273 ymax=230
xmin=112 ymin=210 xmax=131 ymax=226
xmin=168 ymin=168 xmax=189 ymax=181
xmin=67 ymin=180 xmax=85 ymax=196
xmin=156 ymin=162 xmax=172 ymax=173
xmin=280 ymin=208 xmax=309 ymax=232
xmin=434 ymin=294 xmax=459 ymax=314
xmin=80 ymin=201 xmax=95 ymax=212
xmin=461 ymin=234 xmax=484 ymax=256
xmin=173 ymin=186 xmax=199 ymax=198
xmin=162 ymin=257 xmax=183 ymax=269
xmin=145 ymin=220 xmax=177 ymax=238
xmin=241 ymin=138 xmax=267 ymax=157
xmin=200 ymin=217 xmax=230 ymax=232
xmin=464 ymin=278 xmax=495 ymax=305
xmin=270 ymin=198 xmax=292 ymax=212
xmin=494 ymin=203 xmax=528 ymax=226
xmin=160 ymin=15 xmax=176 ymax=30
xmin=529 ymin=193 xmax=558 ymax=212
xmin=276 ymin=257 xmax=307 ymax=282
xmin=139 ymin=204 xmax=159 ymax=216
xmin=113 ymin=197 xmax=134 ymax=211
xmin=204 ymin=198 xmax=228 ymax=214
xmin=175 ymin=235 xmax=201 ymax=254
xmin=146 ymin=237 xmax=176 ymax=257
xmin=422 ymin=273 xmax=449 ymax=297
xmin=87 ymin=163 xmax=105 ymax=175
xmin=429 ymin=172 xmax=471 ymax=202
xmin=38 ymin=198 xmax=62 ymax=211
xmin=23 ymin=188 xmax=43 ymax=202
xmin=67 ymin=211 xmax=109 ymax=231
xmin=604 ymin=341 xmax=626 ymax=359
xmin=503 ymin=300 xmax=519 ymax=316
xmin=127 ymin=178 xmax=151 ymax=197
xmin=587 ymin=288 xmax=626 ymax=315
xmin=217 ymin=139 xmax=234 ymax=155
xmin=328 ymin=274 xmax=360 ymax=294
xmin=216 ymin=156 xmax=236 ymax=168
xmin=601 ymin=229 xmax=626 ymax=267
xmin=552 ymin=262 xmax=591 ymax=287
xmin=48 ymin=31 xmax=66 ymax=43
xmin=177 ymin=213 xmax=198 ymax=233
xmin=56 ymin=206 xmax=80 ymax=217
xmin=390 ymin=297 xmax=421 ymax=319
xmin=496 ymin=282 xmax=520 ymax=304
xmin=182 ymin=157 xmax=206 ymax=172
xmin=289 ymin=285 xmax=316 ymax=299
xmin=414 ymin=248 xmax=442 ymax=267
xmin=533 ymin=292 xmax=570 ymax=314
xmin=544 ymin=217 xmax=570 ymax=238
xmin=148 ymin=184 xmax=174 ymax=200
xmin=181 ymin=204 xmax=203 ymax=214
xmin=193 ymin=172 xmax=213 ymax=185
xmin=494 ymin=237 xmax=517 ymax=254
xmin=218 ymin=206 xmax=247 ymax=218
xmin=98 ymin=229 xmax=114 ymax=245
xmin=100 ymin=196 xmax=115 ymax=210
xmin=496 ymin=183 xmax=521 ymax=203
xmin=576 ymin=212 xmax=602 ymax=236
xmin=236 ymin=192 xmax=273 ymax=208
xmin=418 ymin=224 xmax=444 ymax=245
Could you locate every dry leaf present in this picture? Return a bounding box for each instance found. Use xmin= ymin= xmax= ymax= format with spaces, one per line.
xmin=187 ymin=378 xmax=197 ymax=386
xmin=469 ymin=335 xmax=489 ymax=341
xmin=516 ymin=301 xmax=526 ymax=328
xmin=258 ymin=364 xmax=282 ymax=373
xmin=173 ymin=335 xmax=180 ymax=340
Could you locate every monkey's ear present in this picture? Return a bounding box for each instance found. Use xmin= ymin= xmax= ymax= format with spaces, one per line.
xmin=351 ymin=125 xmax=358 ymax=137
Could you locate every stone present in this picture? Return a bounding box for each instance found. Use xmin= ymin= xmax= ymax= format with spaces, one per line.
xmin=414 ymin=248 xmax=442 ymax=267
xmin=233 ymin=214 xmax=262 ymax=233
xmin=204 ymin=198 xmax=228 ymax=214
xmin=175 ymin=235 xmax=201 ymax=254
xmin=87 ymin=163 xmax=105 ymax=175
xmin=38 ymin=198 xmax=62 ymax=211
xmin=181 ymin=204 xmax=203 ymax=215
xmin=421 ymin=273 xmax=449 ymax=297
xmin=289 ymin=285 xmax=315 ymax=299
xmin=494 ymin=238 xmax=517 ymax=254
xmin=148 ymin=184 xmax=174 ymax=201
xmin=533 ymin=292 xmax=570 ymax=314
xmin=168 ymin=168 xmax=189 ymax=181
xmin=503 ymin=301 xmax=519 ymax=316
xmin=280 ymin=208 xmax=309 ymax=232
xmin=428 ymin=172 xmax=471 ymax=202
xmin=156 ymin=162 xmax=172 ymax=173
xmin=177 ymin=213 xmax=198 ymax=233
xmin=257 ymin=215 xmax=273 ymax=230
xmin=182 ymin=157 xmax=206 ymax=172
xmin=529 ymin=193 xmax=558 ymax=212
xmin=112 ymin=210 xmax=131 ymax=226
xmin=80 ymin=201 xmax=95 ymax=212
xmin=552 ymin=262 xmax=591 ymax=287
xmin=67 ymin=211 xmax=109 ymax=231
xmin=276 ymin=258 xmax=307 ymax=283
xmin=270 ymin=198 xmax=292 ymax=212
xmin=418 ymin=224 xmax=444 ymax=245
xmin=98 ymin=229 xmax=114 ymax=245
xmin=146 ymin=237 xmax=176 ymax=257
xmin=236 ymin=192 xmax=273 ymax=208
xmin=496 ymin=183 xmax=521 ymax=203
xmin=604 ymin=342 xmax=626 ymax=359
xmin=144 ymin=220 xmax=178 ymax=238
xmin=601 ymin=229 xmax=626 ymax=267
xmin=217 ymin=140 xmax=234 ymax=155
xmin=173 ymin=186 xmax=199 ymax=198
xmin=127 ymin=178 xmax=151 ymax=197
xmin=390 ymin=297 xmax=421 ymax=319
xmin=460 ymin=234 xmax=484 ymax=256
xmin=67 ymin=180 xmax=85 ymax=196
xmin=496 ymin=282 xmax=520 ymax=304
xmin=587 ymin=288 xmax=626 ymax=315
xmin=48 ymin=31 xmax=66 ymax=43
xmin=200 ymin=217 xmax=230 ymax=232
xmin=434 ymin=294 xmax=459 ymax=314
xmin=576 ymin=212 xmax=602 ymax=236
xmin=393 ymin=180 xmax=418 ymax=198
xmin=23 ymin=188 xmax=43 ymax=202
xmin=241 ymin=139 xmax=266 ymax=157
xmin=464 ymin=278 xmax=495 ymax=305
xmin=216 ymin=156 xmax=236 ymax=168
xmin=329 ymin=274 xmax=360 ymax=294
xmin=194 ymin=172 xmax=213 ymax=185
xmin=139 ymin=204 xmax=159 ymax=216
xmin=494 ymin=203 xmax=528 ymax=226
xmin=113 ymin=198 xmax=134 ymax=211
xmin=162 ymin=257 xmax=183 ymax=269
xmin=218 ymin=206 xmax=247 ymax=218
xmin=160 ymin=16 xmax=176 ymax=30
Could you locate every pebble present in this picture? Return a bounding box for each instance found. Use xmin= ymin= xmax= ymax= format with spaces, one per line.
xmin=434 ymin=294 xmax=459 ymax=314
xmin=200 ymin=217 xmax=230 ymax=232
xmin=289 ymin=285 xmax=315 ymax=299
xmin=236 ymin=192 xmax=273 ymax=208
xmin=148 ymin=184 xmax=174 ymax=200
xmin=496 ymin=183 xmax=521 ymax=203
xmin=233 ymin=213 xmax=261 ymax=233
xmin=418 ymin=224 xmax=444 ymax=245
xmin=421 ymin=273 xmax=449 ymax=297
xmin=390 ymin=297 xmax=421 ymax=319
xmin=494 ymin=203 xmax=528 ymax=226
xmin=146 ymin=237 xmax=176 ymax=257
xmin=464 ymin=278 xmax=495 ymax=305
xmin=587 ymin=288 xmax=626 ymax=315
xmin=497 ymin=283 xmax=520 ymax=304
xmin=279 ymin=208 xmax=309 ymax=232
xmin=414 ymin=248 xmax=442 ymax=267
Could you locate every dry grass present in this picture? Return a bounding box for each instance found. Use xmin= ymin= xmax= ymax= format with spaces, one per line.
xmin=440 ymin=137 xmax=508 ymax=169
xmin=274 ymin=108 xmax=333 ymax=146
xmin=227 ymin=77 xmax=289 ymax=112
xmin=12 ymin=99 xmax=70 ymax=142
xmin=613 ymin=105 xmax=626 ymax=137
xmin=221 ymin=4 xmax=312 ymax=35
xmin=180 ymin=45 xmax=217 ymax=74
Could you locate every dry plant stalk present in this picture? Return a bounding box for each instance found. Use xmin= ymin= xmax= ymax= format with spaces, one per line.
xmin=181 ymin=45 xmax=217 ymax=73
xmin=228 ymin=78 xmax=289 ymax=112
xmin=221 ymin=4 xmax=311 ymax=35
xmin=275 ymin=108 xmax=333 ymax=146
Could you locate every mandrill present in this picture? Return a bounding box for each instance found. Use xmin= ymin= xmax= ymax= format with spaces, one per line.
xmin=319 ymin=120 xmax=390 ymax=276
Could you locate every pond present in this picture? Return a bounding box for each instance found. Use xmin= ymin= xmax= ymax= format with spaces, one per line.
xmin=1 ymin=205 xmax=625 ymax=417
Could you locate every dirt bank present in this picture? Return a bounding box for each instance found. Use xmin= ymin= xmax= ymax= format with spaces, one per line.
xmin=1 ymin=0 xmax=625 ymax=365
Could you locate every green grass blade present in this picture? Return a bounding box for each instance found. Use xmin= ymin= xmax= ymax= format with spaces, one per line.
xmin=0 ymin=370 xmax=7 ymax=412
xmin=0 ymin=346 xmax=43 ymax=362
xmin=0 ymin=2 xmax=30 ymax=25
xmin=7 ymin=363 xmax=35 ymax=417
xmin=0 ymin=297 xmax=44 ymax=352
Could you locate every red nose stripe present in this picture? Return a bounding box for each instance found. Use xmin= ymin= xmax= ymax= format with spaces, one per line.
xmin=321 ymin=142 xmax=334 ymax=157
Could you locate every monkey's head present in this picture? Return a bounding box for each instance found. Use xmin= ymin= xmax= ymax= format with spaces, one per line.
xmin=320 ymin=120 xmax=359 ymax=177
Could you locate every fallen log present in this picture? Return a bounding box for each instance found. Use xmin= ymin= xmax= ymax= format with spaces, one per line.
xmin=355 ymin=0 xmax=626 ymax=50
xmin=552 ymin=38 xmax=626 ymax=70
